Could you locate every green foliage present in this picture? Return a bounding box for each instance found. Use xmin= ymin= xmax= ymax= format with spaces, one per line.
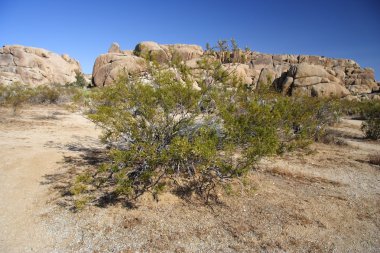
xmin=29 ymin=85 xmax=60 ymax=103
xmin=0 ymin=82 xmax=31 ymax=113
xmin=88 ymin=68 xmax=236 ymax=201
xmin=340 ymin=99 xmax=380 ymax=140
xmin=70 ymin=71 xmax=88 ymax=87
xmin=82 ymin=59 xmax=339 ymax=204
xmin=360 ymin=101 xmax=380 ymax=140
xmin=0 ymin=82 xmax=90 ymax=113
xmin=70 ymin=183 xmax=87 ymax=195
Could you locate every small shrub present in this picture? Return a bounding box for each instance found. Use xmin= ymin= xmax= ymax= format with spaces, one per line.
xmin=70 ymin=183 xmax=87 ymax=196
xmin=69 ymin=71 xmax=88 ymax=87
xmin=74 ymin=197 xmax=89 ymax=211
xmin=29 ymin=85 xmax=61 ymax=104
xmin=368 ymin=153 xmax=380 ymax=166
xmin=0 ymin=82 xmax=31 ymax=114
xmin=360 ymin=102 xmax=380 ymax=140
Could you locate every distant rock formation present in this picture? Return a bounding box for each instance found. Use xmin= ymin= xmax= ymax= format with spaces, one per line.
xmin=92 ymin=42 xmax=203 ymax=87
xmin=0 ymin=45 xmax=81 ymax=86
xmin=245 ymin=52 xmax=379 ymax=98
xmin=92 ymin=42 xmax=379 ymax=99
xmin=92 ymin=53 xmax=147 ymax=87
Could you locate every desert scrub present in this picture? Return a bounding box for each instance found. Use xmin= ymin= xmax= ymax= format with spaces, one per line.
xmin=0 ymin=82 xmax=31 ymax=113
xmin=0 ymin=82 xmax=91 ymax=113
xmin=87 ymin=69 xmax=243 ymax=202
xmin=341 ymin=99 xmax=380 ymax=140
xmin=360 ymin=101 xmax=380 ymax=140
xmin=80 ymin=60 xmax=340 ymax=205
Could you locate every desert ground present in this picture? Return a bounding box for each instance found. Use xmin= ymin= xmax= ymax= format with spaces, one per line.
xmin=0 ymin=105 xmax=379 ymax=252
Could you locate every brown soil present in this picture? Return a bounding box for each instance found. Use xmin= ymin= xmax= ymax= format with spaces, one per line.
xmin=0 ymin=105 xmax=379 ymax=252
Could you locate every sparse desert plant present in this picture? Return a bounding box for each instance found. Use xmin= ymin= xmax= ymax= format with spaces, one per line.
xmin=0 ymin=82 xmax=92 ymax=113
xmin=368 ymin=153 xmax=380 ymax=166
xmin=360 ymin=101 xmax=380 ymax=140
xmin=0 ymin=82 xmax=31 ymax=114
xmin=29 ymin=85 xmax=61 ymax=104
xmin=69 ymin=71 xmax=88 ymax=87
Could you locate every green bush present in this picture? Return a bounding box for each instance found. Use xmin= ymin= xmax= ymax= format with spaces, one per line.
xmin=0 ymin=82 xmax=31 ymax=113
xmin=360 ymin=101 xmax=380 ymax=140
xmin=88 ymin=69 xmax=242 ymax=202
xmin=82 ymin=62 xmax=339 ymax=203
xmin=29 ymin=85 xmax=61 ymax=104
xmin=340 ymin=99 xmax=380 ymax=140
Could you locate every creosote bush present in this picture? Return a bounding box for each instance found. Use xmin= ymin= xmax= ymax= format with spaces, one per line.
xmin=340 ymin=99 xmax=380 ymax=140
xmin=82 ymin=59 xmax=340 ymax=204
xmin=360 ymin=101 xmax=380 ymax=140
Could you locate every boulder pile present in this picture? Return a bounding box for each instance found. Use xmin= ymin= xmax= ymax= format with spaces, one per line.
xmin=1 ymin=42 xmax=378 ymax=100
xmin=92 ymin=42 xmax=379 ymax=99
xmin=0 ymin=45 xmax=81 ymax=86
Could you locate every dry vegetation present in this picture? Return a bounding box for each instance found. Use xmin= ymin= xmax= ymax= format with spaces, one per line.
xmin=0 ymin=105 xmax=379 ymax=252
xmin=0 ymin=45 xmax=379 ymax=252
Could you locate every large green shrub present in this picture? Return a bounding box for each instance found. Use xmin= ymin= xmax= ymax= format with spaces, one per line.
xmin=83 ymin=62 xmax=339 ymax=203
xmin=88 ymin=69 xmax=247 ymax=201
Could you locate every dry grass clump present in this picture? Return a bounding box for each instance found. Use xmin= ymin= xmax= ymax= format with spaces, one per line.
xmin=368 ymin=153 xmax=380 ymax=166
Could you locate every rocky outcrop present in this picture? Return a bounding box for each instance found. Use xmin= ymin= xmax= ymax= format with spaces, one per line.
xmin=92 ymin=42 xmax=203 ymax=86
xmin=245 ymin=52 xmax=378 ymax=98
xmin=134 ymin=41 xmax=203 ymax=64
xmin=0 ymin=45 xmax=81 ymax=86
xmin=284 ymin=63 xmax=350 ymax=97
xmin=92 ymin=53 xmax=147 ymax=87
xmin=108 ymin=42 xmax=122 ymax=54
xmin=92 ymin=41 xmax=379 ymax=99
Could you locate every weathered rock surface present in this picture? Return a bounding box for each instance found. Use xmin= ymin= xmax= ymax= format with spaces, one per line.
xmin=92 ymin=53 xmax=147 ymax=87
xmin=222 ymin=63 xmax=255 ymax=86
xmin=0 ymin=45 xmax=81 ymax=86
xmin=92 ymin=42 xmax=203 ymax=86
xmin=108 ymin=42 xmax=122 ymax=54
xmin=133 ymin=41 xmax=203 ymax=64
xmin=92 ymin=41 xmax=379 ymax=99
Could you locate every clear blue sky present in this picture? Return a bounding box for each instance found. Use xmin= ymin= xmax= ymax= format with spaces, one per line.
xmin=0 ymin=0 xmax=379 ymax=79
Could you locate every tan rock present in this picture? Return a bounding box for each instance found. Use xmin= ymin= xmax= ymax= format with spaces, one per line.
xmin=134 ymin=41 xmax=203 ymax=64
xmin=347 ymin=84 xmax=372 ymax=95
xmin=222 ymin=63 xmax=254 ymax=85
xmin=281 ymin=76 xmax=293 ymax=95
xmin=251 ymin=53 xmax=273 ymax=70
xmin=108 ymin=42 xmax=122 ymax=54
xmin=168 ymin=44 xmax=203 ymax=62
xmin=92 ymin=53 xmax=146 ymax=86
xmin=0 ymin=45 xmax=81 ymax=86
xmin=293 ymin=82 xmax=350 ymax=98
xmin=293 ymin=76 xmax=323 ymax=87
xmin=257 ymin=68 xmax=276 ymax=87
xmin=134 ymin=41 xmax=170 ymax=64
xmin=294 ymin=63 xmax=331 ymax=79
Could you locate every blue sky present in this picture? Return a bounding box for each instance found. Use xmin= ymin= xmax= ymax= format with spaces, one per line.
xmin=0 ymin=0 xmax=379 ymax=79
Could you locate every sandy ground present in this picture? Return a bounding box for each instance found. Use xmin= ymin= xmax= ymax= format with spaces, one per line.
xmin=0 ymin=105 xmax=379 ymax=252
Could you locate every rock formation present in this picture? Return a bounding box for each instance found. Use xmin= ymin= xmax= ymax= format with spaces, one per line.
xmin=0 ymin=45 xmax=81 ymax=86
xmin=92 ymin=42 xmax=203 ymax=87
xmin=247 ymin=52 xmax=379 ymax=98
xmin=91 ymin=41 xmax=379 ymax=100
xmin=133 ymin=41 xmax=203 ymax=64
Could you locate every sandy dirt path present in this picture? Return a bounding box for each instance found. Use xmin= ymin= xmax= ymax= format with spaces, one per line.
xmin=0 ymin=106 xmax=101 ymax=252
